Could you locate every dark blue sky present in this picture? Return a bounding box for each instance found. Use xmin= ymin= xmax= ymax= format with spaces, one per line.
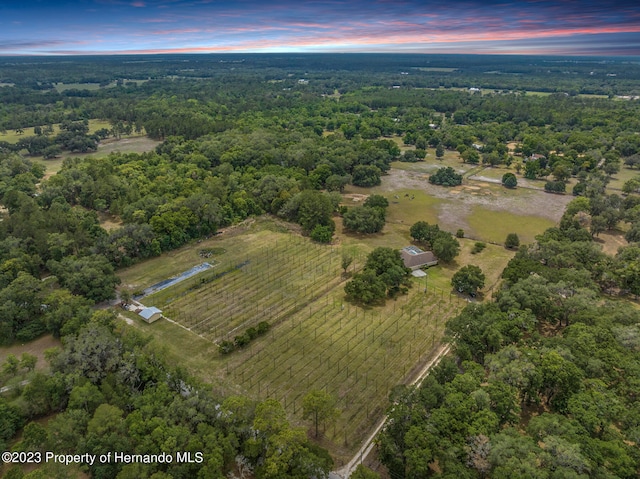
xmin=1 ymin=0 xmax=639 ymax=55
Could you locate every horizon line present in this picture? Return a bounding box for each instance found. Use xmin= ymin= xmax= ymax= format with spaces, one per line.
xmin=1 ymin=51 xmax=639 ymax=58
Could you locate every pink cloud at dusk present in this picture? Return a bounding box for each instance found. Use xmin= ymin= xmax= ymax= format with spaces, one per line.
xmin=0 ymin=0 xmax=638 ymax=55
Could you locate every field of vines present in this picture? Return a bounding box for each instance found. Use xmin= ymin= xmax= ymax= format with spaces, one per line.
xmin=139 ymin=224 xmax=465 ymax=456
xmin=146 ymin=231 xmax=348 ymax=342
xmin=220 ymin=284 xmax=464 ymax=456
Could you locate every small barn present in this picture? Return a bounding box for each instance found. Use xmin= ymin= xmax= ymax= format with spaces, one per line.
xmin=401 ymin=246 xmax=438 ymax=270
xmin=139 ymin=306 xmax=163 ymax=323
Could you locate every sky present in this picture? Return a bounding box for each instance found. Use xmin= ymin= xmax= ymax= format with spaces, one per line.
xmin=1 ymin=0 xmax=640 ymax=56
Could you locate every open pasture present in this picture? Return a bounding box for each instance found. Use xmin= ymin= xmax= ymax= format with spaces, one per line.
xmin=0 ymin=119 xmax=112 ymax=144
xmin=33 ymin=136 xmax=160 ymax=179
xmin=607 ymin=166 xmax=639 ymax=192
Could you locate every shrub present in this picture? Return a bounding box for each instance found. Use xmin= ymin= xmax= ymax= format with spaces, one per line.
xmin=400 ymin=150 xmax=419 ymax=162
xmin=501 ymin=172 xmax=517 ymax=188
xmin=310 ymin=224 xmax=334 ymax=243
xmin=218 ymin=340 xmax=235 ymax=355
xmin=471 ymin=242 xmax=486 ymax=254
xmin=429 ymin=167 xmax=462 ymax=187
xmin=257 ymin=321 xmax=270 ymax=334
xmin=246 ymin=327 xmax=258 ymax=340
xmin=218 ymin=322 xmax=270 ymax=355
xmin=505 ymin=233 xmax=520 ymax=249
xmin=234 ymin=333 xmax=251 ymax=348
xmin=544 ymin=180 xmax=566 ymax=193
xmin=456 ymin=229 xmax=465 ymax=238
xmin=363 ymin=194 xmax=389 ymax=210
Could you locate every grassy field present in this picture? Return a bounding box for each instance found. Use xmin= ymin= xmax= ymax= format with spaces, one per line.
xmin=33 ymin=136 xmax=160 ymax=178
xmin=466 ymin=205 xmax=555 ymax=245
xmin=0 ymin=119 xmax=113 ymax=144
xmin=0 ymin=334 xmax=61 ymax=396
xmin=52 ymin=80 xmax=148 ymax=92
xmin=53 ymin=82 xmax=103 ymax=92
xmin=390 ymin=147 xmax=474 ymax=175
xmin=345 ymin=175 xmax=560 ymax=247
xmin=607 ymin=166 xmax=639 ymax=192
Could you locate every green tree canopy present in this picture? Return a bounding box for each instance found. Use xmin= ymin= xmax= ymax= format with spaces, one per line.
xmin=502 ymin=172 xmax=518 ymax=188
xmin=429 ymin=166 xmax=462 ymax=186
xmin=301 ymin=389 xmax=340 ymax=438
xmin=432 ymin=232 xmax=461 ymax=263
xmin=451 ymin=265 xmax=486 ymax=297
xmin=505 ymin=233 xmax=520 ymax=249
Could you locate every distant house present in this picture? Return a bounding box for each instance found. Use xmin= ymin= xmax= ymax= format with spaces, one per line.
xmin=139 ymin=306 xmax=163 ymax=323
xmin=401 ymin=246 xmax=438 ymax=270
xmin=525 ymin=153 xmax=546 ymax=163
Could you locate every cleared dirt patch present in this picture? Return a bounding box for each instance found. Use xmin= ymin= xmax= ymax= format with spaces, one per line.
xmin=343 ymin=193 xmax=369 ymax=203
xmin=596 ymin=231 xmax=628 ymax=256
xmin=98 ymin=212 xmax=123 ymax=231
xmin=95 ymin=136 xmax=160 ymax=157
xmin=0 ymin=335 xmax=61 ymax=372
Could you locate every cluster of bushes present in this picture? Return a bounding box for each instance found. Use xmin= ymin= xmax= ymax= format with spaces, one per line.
xmin=429 ymin=166 xmax=462 ymax=186
xmin=218 ymin=321 xmax=270 ymax=354
xmin=344 ymin=247 xmax=410 ymax=305
xmin=471 ymin=241 xmax=486 ymax=254
xmin=342 ymin=194 xmax=389 ymax=234
xmin=409 ymin=221 xmax=461 ymax=263
xmin=399 ymin=149 xmax=426 ymax=162
xmin=544 ymin=180 xmax=567 ymax=193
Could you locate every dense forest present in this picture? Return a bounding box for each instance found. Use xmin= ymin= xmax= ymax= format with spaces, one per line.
xmin=1 ymin=54 xmax=640 ymax=478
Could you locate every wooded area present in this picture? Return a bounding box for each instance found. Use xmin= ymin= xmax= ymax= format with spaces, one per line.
xmin=1 ymin=53 xmax=640 ymax=478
